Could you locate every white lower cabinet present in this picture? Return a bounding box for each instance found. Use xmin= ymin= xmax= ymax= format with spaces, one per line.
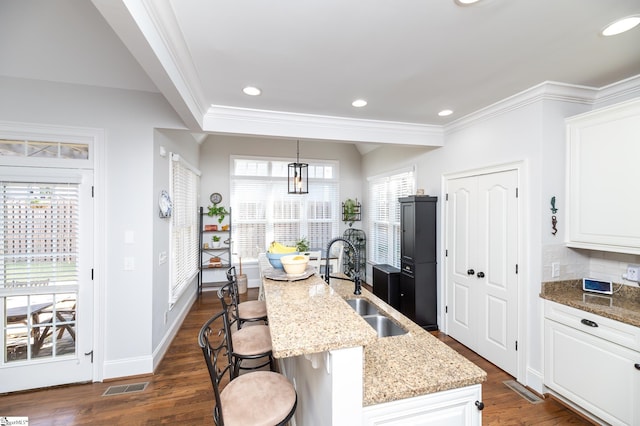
xmin=544 ymin=301 xmax=640 ymax=426
xmin=362 ymin=384 xmax=482 ymax=426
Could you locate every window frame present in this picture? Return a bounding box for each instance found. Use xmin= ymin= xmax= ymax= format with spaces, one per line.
xmin=230 ymin=155 xmax=339 ymax=261
xmin=367 ymin=167 xmax=415 ymax=268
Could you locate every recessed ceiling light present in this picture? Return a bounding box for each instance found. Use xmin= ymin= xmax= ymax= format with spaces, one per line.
xmin=438 ymin=109 xmax=454 ymax=117
xmin=243 ymin=86 xmax=261 ymax=96
xmin=455 ymin=0 xmax=481 ymax=5
xmin=601 ymin=15 xmax=640 ymax=36
xmin=352 ymin=99 xmax=368 ymax=108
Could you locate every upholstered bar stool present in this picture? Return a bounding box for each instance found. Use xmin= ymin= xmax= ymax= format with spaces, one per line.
xmin=226 ymin=266 xmax=268 ymax=327
xmin=218 ymin=284 xmax=275 ymax=376
xmin=198 ymin=310 xmax=297 ymax=426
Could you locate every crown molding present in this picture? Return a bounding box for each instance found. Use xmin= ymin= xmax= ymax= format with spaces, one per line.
xmin=444 ymin=76 xmax=640 ymax=134
xmin=595 ymin=74 xmax=640 ymax=106
xmin=444 ymin=81 xmax=599 ymax=134
xmin=203 ymin=105 xmax=444 ymax=147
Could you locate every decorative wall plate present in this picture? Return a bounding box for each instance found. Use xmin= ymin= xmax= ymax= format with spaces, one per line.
xmin=158 ymin=190 xmax=173 ymax=218
xmin=210 ymin=192 xmax=222 ymax=204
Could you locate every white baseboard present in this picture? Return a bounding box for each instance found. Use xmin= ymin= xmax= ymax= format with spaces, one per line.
xmin=526 ymin=366 xmax=544 ymax=394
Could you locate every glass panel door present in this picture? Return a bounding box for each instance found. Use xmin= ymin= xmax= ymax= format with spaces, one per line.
xmin=0 ymin=172 xmax=93 ymax=392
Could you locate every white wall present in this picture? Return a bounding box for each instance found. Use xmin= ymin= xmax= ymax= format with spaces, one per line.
xmin=0 ymin=76 xmax=189 ymax=379
xmin=152 ymin=129 xmax=200 ymax=356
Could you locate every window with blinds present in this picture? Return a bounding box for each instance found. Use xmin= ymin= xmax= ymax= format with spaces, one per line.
xmin=169 ymin=154 xmax=200 ymax=304
xmin=0 ymin=181 xmax=79 ymax=289
xmin=368 ymin=169 xmax=415 ymax=268
xmin=231 ymin=156 xmax=339 ymax=260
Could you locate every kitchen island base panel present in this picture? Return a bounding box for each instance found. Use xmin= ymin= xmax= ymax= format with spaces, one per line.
xmin=362 ymin=384 xmax=482 ymax=426
xmin=278 ymin=346 xmax=363 ymax=426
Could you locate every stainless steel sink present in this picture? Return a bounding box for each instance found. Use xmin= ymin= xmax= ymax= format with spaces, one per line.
xmin=346 ymin=298 xmax=407 ymax=337
xmin=346 ymin=298 xmax=380 ymax=316
xmin=362 ymin=315 xmax=407 ymax=337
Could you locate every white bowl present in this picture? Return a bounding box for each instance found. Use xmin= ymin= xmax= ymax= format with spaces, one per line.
xmin=280 ymin=254 xmax=310 ymax=275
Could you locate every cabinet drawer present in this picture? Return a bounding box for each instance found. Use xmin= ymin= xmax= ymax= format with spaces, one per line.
xmin=544 ymin=300 xmax=640 ymax=351
xmin=400 ymin=261 xmax=414 ymax=276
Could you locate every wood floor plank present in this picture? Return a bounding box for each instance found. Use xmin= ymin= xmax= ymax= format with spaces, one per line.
xmin=0 ymin=287 xmax=594 ymax=425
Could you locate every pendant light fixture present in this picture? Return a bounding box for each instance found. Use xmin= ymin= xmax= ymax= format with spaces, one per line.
xmin=288 ymin=140 xmax=308 ymax=194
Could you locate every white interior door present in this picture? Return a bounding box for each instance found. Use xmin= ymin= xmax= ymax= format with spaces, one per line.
xmin=445 ymin=169 xmax=518 ymax=376
xmin=0 ymin=168 xmax=94 ymax=392
xmin=445 ymin=176 xmax=477 ymax=348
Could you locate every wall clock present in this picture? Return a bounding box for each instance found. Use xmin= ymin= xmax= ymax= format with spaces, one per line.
xmin=210 ymin=192 xmax=222 ymax=204
xmin=158 ymin=190 xmax=173 ymax=218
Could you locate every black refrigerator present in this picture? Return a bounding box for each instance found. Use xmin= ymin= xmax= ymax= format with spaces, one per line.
xmin=399 ymin=196 xmax=437 ymax=331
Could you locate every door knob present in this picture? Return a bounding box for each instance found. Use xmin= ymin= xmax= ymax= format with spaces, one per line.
xmin=477 ymin=271 xmax=485 ymax=278
xmin=467 ymin=269 xmax=475 ymax=275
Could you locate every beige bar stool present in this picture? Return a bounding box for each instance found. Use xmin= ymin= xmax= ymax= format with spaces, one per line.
xmin=198 ymin=309 xmax=297 ymax=426
xmin=226 ymin=266 xmax=267 ymax=327
xmin=218 ymin=283 xmax=275 ymax=376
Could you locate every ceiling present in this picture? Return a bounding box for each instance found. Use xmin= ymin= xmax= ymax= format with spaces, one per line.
xmin=2 ymin=0 xmax=640 ymax=148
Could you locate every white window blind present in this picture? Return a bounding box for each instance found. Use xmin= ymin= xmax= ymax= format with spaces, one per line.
xmin=231 ymin=156 xmax=339 ymax=260
xmin=0 ymin=181 xmax=80 ymax=289
xmin=368 ymin=169 xmax=415 ymax=268
xmin=170 ymin=154 xmax=200 ymax=304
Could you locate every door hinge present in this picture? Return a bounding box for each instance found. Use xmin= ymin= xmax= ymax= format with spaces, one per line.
xmin=445 ymin=249 xmax=448 ymax=257
xmin=91 ymin=186 xmax=94 ymax=198
xmin=91 ymin=268 xmax=94 ymax=280
xmin=515 ymin=187 xmax=518 ymax=198
xmin=445 ymin=305 xmax=448 ymax=314
xmin=515 ymin=341 xmax=518 ymax=351
xmin=446 ymin=193 xmax=449 ymax=201
xmin=515 ymin=264 xmax=518 ymax=274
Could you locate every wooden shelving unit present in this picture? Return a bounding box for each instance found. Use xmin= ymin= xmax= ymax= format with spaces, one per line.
xmin=198 ymin=206 xmax=232 ymax=294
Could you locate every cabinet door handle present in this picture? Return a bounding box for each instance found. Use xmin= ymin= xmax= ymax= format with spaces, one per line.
xmin=635 ymin=363 xmax=640 ymax=370
xmin=475 ymin=400 xmax=484 ymax=410
xmin=580 ymin=319 xmax=598 ymax=327
xmin=467 ymin=269 xmax=475 ymax=275
xmin=477 ymin=271 xmax=485 ymax=278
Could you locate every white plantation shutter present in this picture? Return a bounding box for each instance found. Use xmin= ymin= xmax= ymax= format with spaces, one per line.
xmin=0 ymin=181 xmax=80 ymax=289
xmin=368 ymin=169 xmax=414 ymax=268
xmin=231 ymin=156 xmax=339 ymax=260
xmin=170 ymin=154 xmax=200 ymax=304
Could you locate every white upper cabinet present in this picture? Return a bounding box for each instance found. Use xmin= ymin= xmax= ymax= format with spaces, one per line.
xmin=566 ymin=98 xmax=640 ymax=254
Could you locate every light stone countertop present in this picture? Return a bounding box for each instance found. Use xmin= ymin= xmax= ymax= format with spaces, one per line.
xmin=540 ymin=280 xmax=640 ymax=328
xmin=263 ymin=273 xmax=487 ymax=406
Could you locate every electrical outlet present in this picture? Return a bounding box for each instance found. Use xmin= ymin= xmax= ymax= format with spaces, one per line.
xmin=627 ymin=265 xmax=640 ymax=282
xmin=551 ymin=262 xmax=560 ymax=278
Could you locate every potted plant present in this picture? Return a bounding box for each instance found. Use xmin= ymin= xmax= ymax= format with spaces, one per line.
xmin=212 ymin=235 xmax=221 ymax=248
xmin=207 ymin=204 xmax=229 ymax=224
xmin=342 ymin=198 xmax=361 ymax=227
xmin=296 ymin=237 xmax=310 ymax=253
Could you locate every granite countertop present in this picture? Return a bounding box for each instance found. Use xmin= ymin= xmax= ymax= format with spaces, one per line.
xmin=263 ymin=273 xmax=487 ymax=406
xmin=540 ymin=280 xmax=640 ymax=328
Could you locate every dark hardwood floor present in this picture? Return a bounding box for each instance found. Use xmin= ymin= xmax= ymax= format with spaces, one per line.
xmin=0 ymin=287 xmax=593 ymax=425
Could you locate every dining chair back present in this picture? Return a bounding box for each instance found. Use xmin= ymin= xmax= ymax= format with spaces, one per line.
xmin=305 ymin=250 xmax=322 ymax=273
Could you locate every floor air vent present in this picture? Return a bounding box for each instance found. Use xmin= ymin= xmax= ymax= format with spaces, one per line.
xmin=503 ymin=380 xmax=543 ymax=404
xmin=102 ymin=382 xmax=149 ymax=396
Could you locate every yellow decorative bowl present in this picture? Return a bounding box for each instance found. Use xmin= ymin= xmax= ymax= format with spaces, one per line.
xmin=280 ymin=254 xmax=310 ymax=275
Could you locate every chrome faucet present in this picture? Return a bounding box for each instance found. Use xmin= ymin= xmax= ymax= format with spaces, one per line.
xmin=324 ymin=237 xmax=362 ymax=295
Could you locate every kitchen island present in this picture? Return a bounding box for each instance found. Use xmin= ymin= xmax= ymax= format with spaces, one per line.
xmin=263 ymin=272 xmax=487 ymax=425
